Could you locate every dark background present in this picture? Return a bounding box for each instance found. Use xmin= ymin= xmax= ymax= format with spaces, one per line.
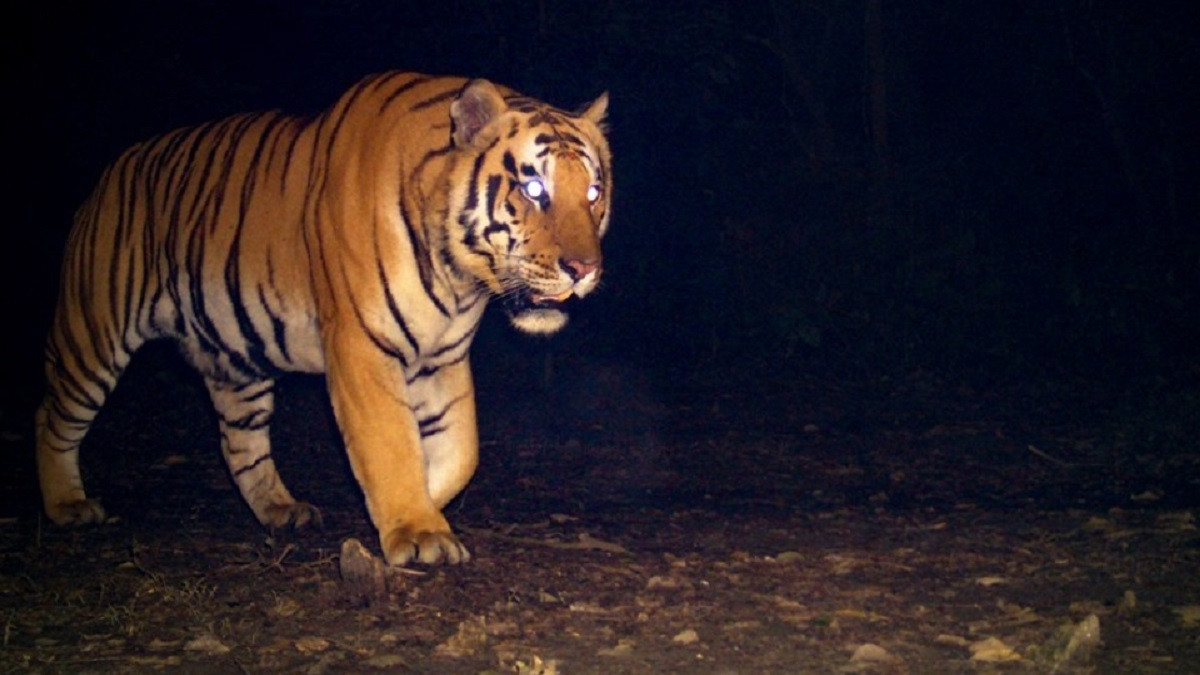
xmin=4 ymin=0 xmax=1197 ymax=420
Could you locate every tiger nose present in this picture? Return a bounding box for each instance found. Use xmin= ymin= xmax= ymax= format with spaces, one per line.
xmin=561 ymin=258 xmax=600 ymax=281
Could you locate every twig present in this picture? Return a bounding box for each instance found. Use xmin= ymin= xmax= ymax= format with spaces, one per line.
xmin=460 ymin=526 xmax=629 ymax=555
xmin=1027 ymin=444 xmax=1073 ymax=468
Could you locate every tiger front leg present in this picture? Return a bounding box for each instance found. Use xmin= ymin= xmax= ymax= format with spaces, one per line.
xmin=324 ymin=332 xmax=469 ymax=566
xmin=409 ymin=359 xmax=480 ymax=510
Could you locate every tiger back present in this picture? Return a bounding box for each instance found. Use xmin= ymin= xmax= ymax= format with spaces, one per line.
xmin=36 ymin=72 xmax=612 ymax=566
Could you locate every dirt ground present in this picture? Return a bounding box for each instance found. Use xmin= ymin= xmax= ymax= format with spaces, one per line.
xmin=2 ymin=342 xmax=1198 ymax=673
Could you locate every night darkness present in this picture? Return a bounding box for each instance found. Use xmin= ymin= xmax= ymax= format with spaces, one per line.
xmin=3 ymin=1 xmax=1199 ymax=669
xmin=7 ymin=2 xmax=1198 ymax=395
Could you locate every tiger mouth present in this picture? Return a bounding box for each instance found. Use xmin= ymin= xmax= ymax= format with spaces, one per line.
xmin=532 ymin=289 xmax=574 ymax=304
xmin=503 ymin=288 xmax=573 ymax=315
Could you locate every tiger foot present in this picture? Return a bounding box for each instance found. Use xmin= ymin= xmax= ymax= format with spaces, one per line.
xmin=258 ymin=501 xmax=323 ymax=529
xmin=45 ymin=498 xmax=107 ymax=526
xmin=381 ymin=525 xmax=471 ymax=566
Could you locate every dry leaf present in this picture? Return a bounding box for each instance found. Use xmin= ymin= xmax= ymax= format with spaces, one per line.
xmin=184 ymin=634 xmax=231 ymax=655
xmin=434 ymin=616 xmax=490 ymax=657
xmin=834 ymin=608 xmax=870 ymax=620
xmin=597 ymin=638 xmax=635 ymax=657
xmin=969 ymin=636 xmax=1021 ymax=662
xmin=1058 ymin=614 xmax=1101 ymax=663
xmin=646 ymin=575 xmax=684 ymax=590
xmin=1118 ymin=590 xmax=1137 ymax=612
xmin=515 ymin=655 xmax=559 ymax=675
xmin=1174 ymin=606 xmax=1200 ymax=627
xmin=364 ymin=655 xmax=407 ymax=668
xmin=294 ymin=636 xmax=330 ymax=653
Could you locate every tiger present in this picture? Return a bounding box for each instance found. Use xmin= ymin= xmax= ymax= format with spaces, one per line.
xmin=35 ymin=72 xmax=611 ymax=566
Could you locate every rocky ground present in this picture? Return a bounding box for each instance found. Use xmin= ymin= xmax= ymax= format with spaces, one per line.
xmin=2 ymin=342 xmax=1198 ymax=673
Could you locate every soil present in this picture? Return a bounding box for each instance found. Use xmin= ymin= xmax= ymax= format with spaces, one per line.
xmin=2 ymin=340 xmax=1198 ymax=673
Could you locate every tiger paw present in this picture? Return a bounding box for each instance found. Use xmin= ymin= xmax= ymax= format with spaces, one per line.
xmin=381 ymin=525 xmax=471 ymax=566
xmin=46 ymin=498 xmax=107 ymax=526
xmin=259 ymin=501 xmax=322 ymax=529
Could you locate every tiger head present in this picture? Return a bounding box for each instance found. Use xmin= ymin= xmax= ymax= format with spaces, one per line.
xmin=445 ymin=79 xmax=611 ymax=334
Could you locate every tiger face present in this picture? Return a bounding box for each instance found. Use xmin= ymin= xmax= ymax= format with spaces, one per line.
xmin=446 ymin=80 xmax=612 ymax=334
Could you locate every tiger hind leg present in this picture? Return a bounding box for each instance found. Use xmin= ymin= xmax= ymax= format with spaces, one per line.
xmin=203 ymin=376 xmax=320 ymax=529
xmin=37 ymin=400 xmax=108 ymax=526
xmin=35 ymin=343 xmax=132 ymax=526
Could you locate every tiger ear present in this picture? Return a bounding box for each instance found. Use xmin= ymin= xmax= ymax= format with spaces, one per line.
xmin=578 ymin=92 xmax=609 ymax=130
xmin=451 ymin=79 xmax=507 ymax=147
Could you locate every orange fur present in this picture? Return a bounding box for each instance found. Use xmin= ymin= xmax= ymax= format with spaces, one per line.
xmin=36 ymin=72 xmax=611 ymax=566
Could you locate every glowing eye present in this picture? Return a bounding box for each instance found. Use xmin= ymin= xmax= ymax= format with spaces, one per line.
xmin=522 ymin=179 xmax=546 ymax=200
xmin=586 ymin=184 xmax=603 ymax=204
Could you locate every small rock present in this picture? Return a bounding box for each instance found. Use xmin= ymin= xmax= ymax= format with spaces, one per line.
xmin=339 ymin=538 xmax=387 ymax=605
xmin=969 ymin=636 xmax=1021 ymax=662
xmin=515 ymin=655 xmax=559 ymax=675
xmin=849 ymin=643 xmax=895 ymax=663
xmin=303 ymin=650 xmax=346 ymax=675
xmin=597 ymin=638 xmax=635 ymax=657
xmin=672 ymin=629 xmax=700 ymax=645
xmin=646 ymin=575 xmax=683 ymax=590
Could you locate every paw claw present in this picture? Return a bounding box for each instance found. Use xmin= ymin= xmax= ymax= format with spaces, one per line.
xmin=46 ymin=499 xmax=107 ymax=526
xmin=261 ymin=501 xmax=322 ymax=529
xmin=382 ymin=528 xmax=470 ymax=566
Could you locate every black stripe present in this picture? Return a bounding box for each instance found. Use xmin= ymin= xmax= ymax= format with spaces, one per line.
xmin=405 ymin=349 xmax=471 ymax=386
xmin=236 ymin=383 xmax=275 ymax=403
xmin=410 ymin=86 xmax=461 ymax=112
xmin=280 ymin=116 xmax=308 ymax=193
xmin=377 ymin=255 xmax=420 ymax=357
xmin=232 ymin=452 xmax=273 ymax=476
xmin=378 ymin=73 xmax=431 ymax=112
xmin=342 ymin=261 xmax=409 ymax=368
xmin=484 ymin=174 xmax=502 ymax=218
xmin=417 ymin=393 xmax=469 ymax=435
xmin=428 ymin=323 xmax=481 ymax=360
xmin=258 ymin=281 xmax=291 ymax=364
xmin=225 ymin=116 xmax=279 ymax=373
xmin=221 ymin=407 xmax=272 ymax=431
xmin=398 ymin=184 xmax=450 ymax=317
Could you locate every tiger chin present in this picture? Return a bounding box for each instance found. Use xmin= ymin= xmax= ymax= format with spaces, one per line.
xmin=35 ymin=72 xmax=612 ymax=567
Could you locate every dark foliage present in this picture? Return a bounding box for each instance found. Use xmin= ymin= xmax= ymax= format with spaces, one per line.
xmin=4 ymin=0 xmax=1197 ymax=406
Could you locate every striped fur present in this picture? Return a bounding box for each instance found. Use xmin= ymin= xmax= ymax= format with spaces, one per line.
xmin=36 ymin=72 xmax=612 ymax=566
